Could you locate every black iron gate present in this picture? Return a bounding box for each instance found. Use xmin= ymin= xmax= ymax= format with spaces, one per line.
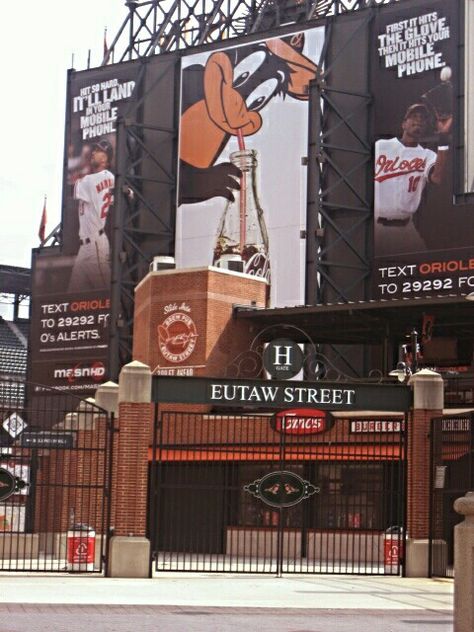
xmin=429 ymin=412 xmax=474 ymax=578
xmin=0 ymin=379 xmax=114 ymax=573
xmin=149 ymin=410 xmax=406 ymax=575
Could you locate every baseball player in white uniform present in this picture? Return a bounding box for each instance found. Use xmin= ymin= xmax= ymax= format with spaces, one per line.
xmin=374 ymin=103 xmax=452 ymax=255
xmin=68 ymin=139 xmax=114 ymax=291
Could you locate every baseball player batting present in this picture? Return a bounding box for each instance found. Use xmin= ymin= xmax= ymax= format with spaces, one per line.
xmin=374 ymin=103 xmax=452 ymax=256
xmin=68 ymin=139 xmax=114 ymax=291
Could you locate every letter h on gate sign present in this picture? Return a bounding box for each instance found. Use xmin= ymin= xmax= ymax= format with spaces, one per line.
xmin=263 ymin=339 xmax=303 ymax=380
xmin=273 ymin=345 xmax=292 ymax=367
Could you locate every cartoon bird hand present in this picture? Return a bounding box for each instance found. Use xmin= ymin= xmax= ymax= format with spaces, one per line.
xmin=179 ymin=161 xmax=242 ymax=205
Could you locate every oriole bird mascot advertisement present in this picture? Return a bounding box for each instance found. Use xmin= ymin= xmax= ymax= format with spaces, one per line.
xmin=176 ymin=29 xmax=324 ymax=307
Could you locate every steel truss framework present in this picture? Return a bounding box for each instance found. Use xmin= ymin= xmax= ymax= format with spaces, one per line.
xmin=105 ymin=0 xmax=401 ymax=63
xmin=304 ymin=15 xmax=373 ymax=308
xmin=104 ymin=0 xmax=402 ymax=378
xmin=110 ymin=63 xmax=178 ymax=377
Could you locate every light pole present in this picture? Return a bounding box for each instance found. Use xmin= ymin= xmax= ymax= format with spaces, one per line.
xmin=410 ymin=328 xmax=419 ymax=374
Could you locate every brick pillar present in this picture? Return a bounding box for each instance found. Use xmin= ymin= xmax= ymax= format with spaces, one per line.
xmin=107 ymin=361 xmax=153 ymax=578
xmin=405 ymin=368 xmax=444 ymax=577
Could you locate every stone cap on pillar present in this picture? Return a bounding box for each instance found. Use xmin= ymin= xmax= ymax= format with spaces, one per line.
xmin=408 ymin=368 xmax=444 ymax=411
xmin=95 ymin=381 xmax=119 ymax=415
xmin=119 ymin=361 xmax=152 ymax=403
xmin=55 ymin=398 xmax=98 ymax=430
xmin=454 ymin=491 xmax=474 ymax=524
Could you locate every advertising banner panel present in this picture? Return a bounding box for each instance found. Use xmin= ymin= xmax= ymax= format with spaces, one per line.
xmin=29 ymin=252 xmax=111 ymax=394
xmin=176 ymin=27 xmax=324 ymax=307
xmin=62 ymin=63 xmax=137 ymax=279
xmin=372 ymin=0 xmax=474 ymax=300
xmin=29 ymin=62 xmax=138 ymax=396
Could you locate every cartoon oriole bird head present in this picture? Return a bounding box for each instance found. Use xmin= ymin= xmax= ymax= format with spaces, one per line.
xmin=180 ymin=33 xmax=318 ymax=170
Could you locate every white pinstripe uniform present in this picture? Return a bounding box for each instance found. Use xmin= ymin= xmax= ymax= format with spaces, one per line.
xmin=68 ymin=169 xmax=114 ymax=291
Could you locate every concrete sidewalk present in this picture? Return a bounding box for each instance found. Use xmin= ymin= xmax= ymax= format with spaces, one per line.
xmin=0 ymin=573 xmax=454 ymax=631
xmin=0 ymin=572 xmax=453 ymax=610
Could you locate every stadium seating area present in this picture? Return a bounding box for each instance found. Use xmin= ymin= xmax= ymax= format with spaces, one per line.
xmin=0 ymin=317 xmax=28 ymax=378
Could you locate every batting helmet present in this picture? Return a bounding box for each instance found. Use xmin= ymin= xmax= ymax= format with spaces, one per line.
xmin=403 ymin=103 xmax=430 ymax=120
xmin=92 ymin=138 xmax=113 ymax=161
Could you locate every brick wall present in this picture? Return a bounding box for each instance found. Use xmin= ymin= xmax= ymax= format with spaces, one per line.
xmin=133 ymin=267 xmax=267 ymax=377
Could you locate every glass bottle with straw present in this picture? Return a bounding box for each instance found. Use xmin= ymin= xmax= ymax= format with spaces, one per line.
xmin=213 ymin=130 xmax=270 ymax=285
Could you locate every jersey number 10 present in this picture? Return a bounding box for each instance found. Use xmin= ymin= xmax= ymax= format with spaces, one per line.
xmin=408 ymin=175 xmax=421 ymax=193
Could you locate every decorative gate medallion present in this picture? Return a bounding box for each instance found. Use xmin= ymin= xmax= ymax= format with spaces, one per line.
xmin=244 ymin=470 xmax=320 ymax=508
xmin=0 ymin=467 xmax=17 ymax=502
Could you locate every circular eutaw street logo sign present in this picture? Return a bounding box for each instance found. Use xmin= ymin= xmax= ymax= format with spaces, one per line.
xmin=158 ymin=312 xmax=198 ymax=363
xmin=244 ymin=470 xmax=320 ymax=508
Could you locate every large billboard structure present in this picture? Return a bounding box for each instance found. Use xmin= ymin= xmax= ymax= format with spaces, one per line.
xmin=29 ymin=0 xmax=474 ymax=392
xmin=371 ymin=1 xmax=474 ymax=301
xmin=31 ymin=52 xmax=178 ymax=393
xmin=30 ymin=64 xmax=138 ymax=394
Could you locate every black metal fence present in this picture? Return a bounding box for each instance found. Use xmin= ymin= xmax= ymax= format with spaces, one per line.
xmin=0 ymin=379 xmax=113 ymax=573
xmin=429 ymin=412 xmax=474 ymax=578
xmin=444 ymin=374 xmax=474 ymax=408
xmin=149 ymin=410 xmax=406 ymax=575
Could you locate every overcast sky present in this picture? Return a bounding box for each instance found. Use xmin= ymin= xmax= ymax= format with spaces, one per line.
xmin=0 ymin=1 xmax=128 ymax=270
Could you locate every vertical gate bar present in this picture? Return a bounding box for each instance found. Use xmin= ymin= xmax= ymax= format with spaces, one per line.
xmin=171 ymin=411 xmax=178 ymax=571
xmin=48 ymin=399 xmax=57 ymax=572
xmin=28 ymin=447 xmax=39 ymax=572
xmin=147 ymin=404 xmax=159 ymax=578
xmin=402 ymin=411 xmax=409 ymax=578
xmin=277 ymin=507 xmax=284 ymax=577
xmin=276 ymin=416 xmax=285 ymax=578
xmin=94 ymin=404 xmax=103 ymax=572
xmin=228 ymin=412 xmax=236 ymax=573
xmin=242 ymin=411 xmax=249 ymax=573
xmin=208 ymin=411 xmax=213 ymax=573
xmin=470 ymin=412 xmax=474 ymax=492
xmin=104 ymin=412 xmax=115 ymax=577
xmin=209 ymin=411 xmax=215 ymax=572
xmin=190 ymin=411 xmax=197 ymax=572
xmin=49 ymin=412 xmax=60 ymax=573
xmin=74 ymin=398 xmax=81 ymax=573
xmin=200 ymin=410 xmax=206 ymax=572
xmin=86 ymin=404 xmax=93 ymax=571
xmin=169 ymin=411 xmax=178 ymax=571
xmin=186 ymin=411 xmax=191 ymax=572
xmin=428 ymin=416 xmax=435 ymax=578
xmin=259 ymin=411 xmax=266 ymax=574
xmin=156 ymin=407 xmax=166 ymax=572
xmin=201 ymin=410 xmax=207 ymax=572
xmin=197 ymin=411 xmax=203 ymax=571
xmin=229 ymin=413 xmax=235 ymax=573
